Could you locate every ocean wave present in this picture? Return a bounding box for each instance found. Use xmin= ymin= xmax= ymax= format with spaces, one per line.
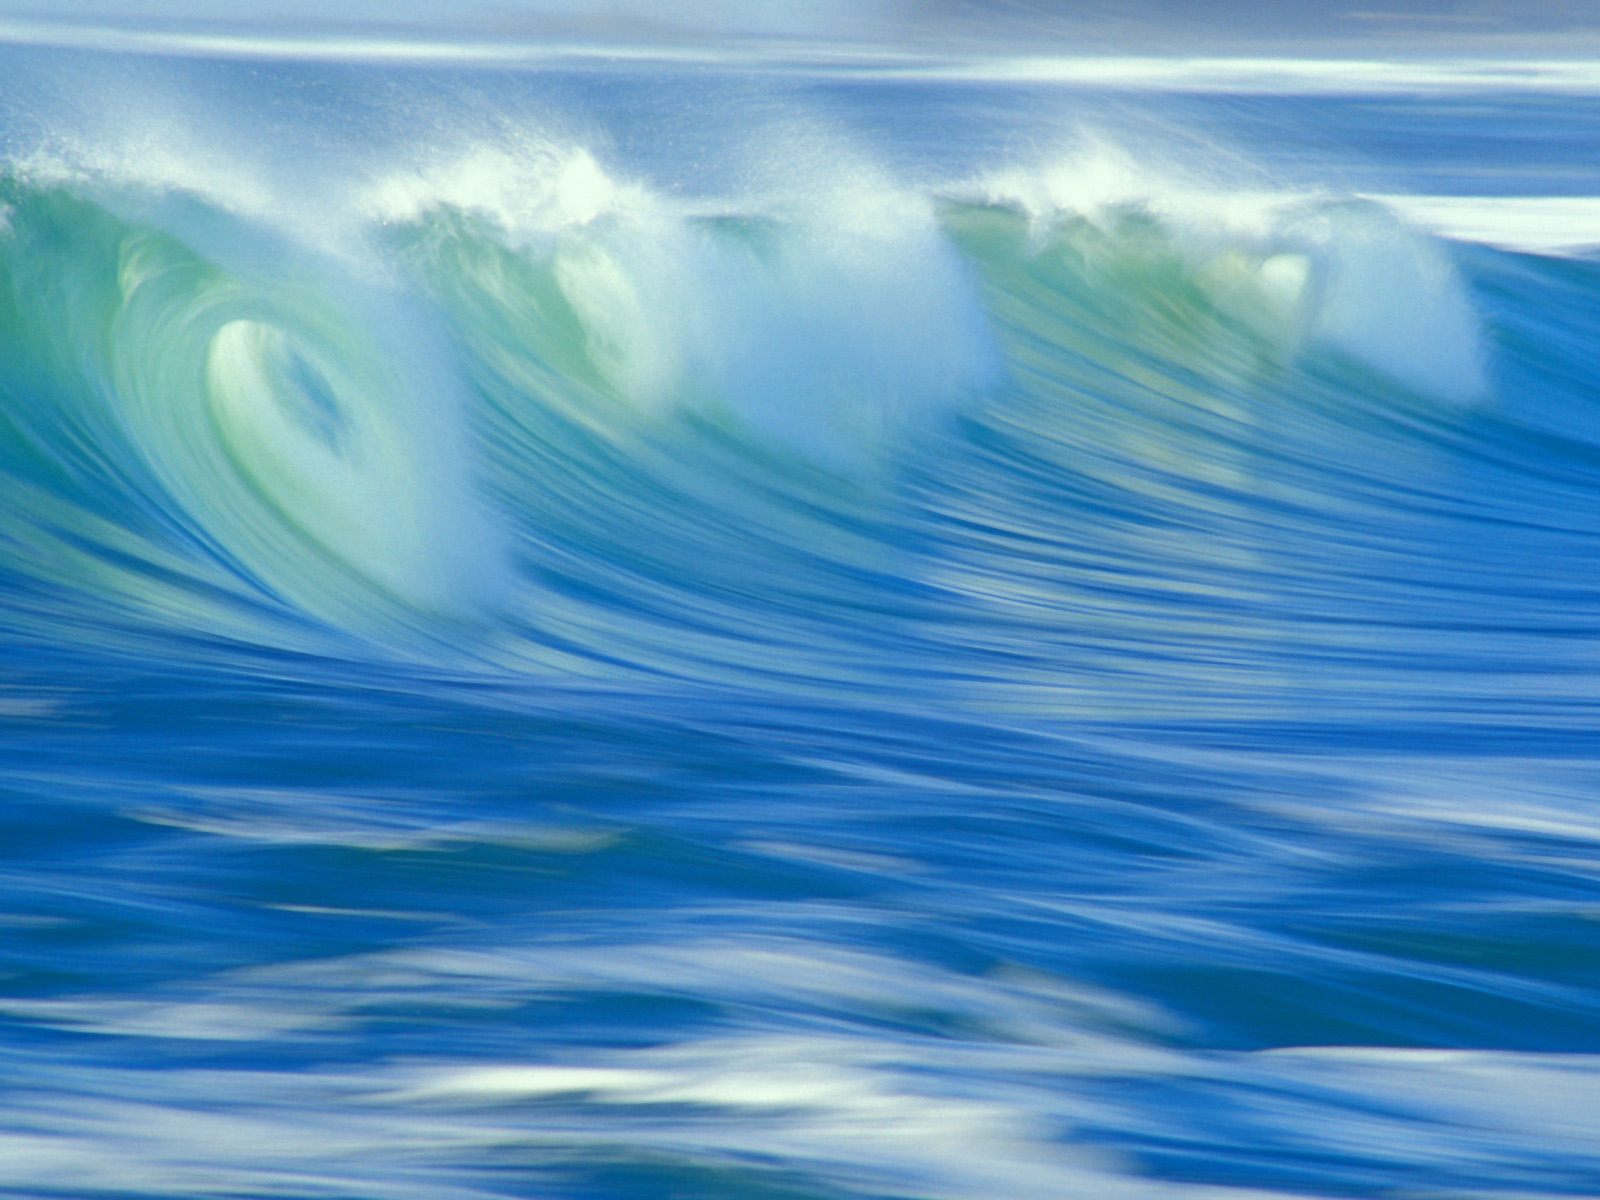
xmin=0 ymin=137 xmax=1525 ymax=686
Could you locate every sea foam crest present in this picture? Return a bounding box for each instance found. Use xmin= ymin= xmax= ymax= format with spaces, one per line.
xmin=368 ymin=141 xmax=648 ymax=236
xmin=976 ymin=141 xmax=1488 ymax=403
xmin=375 ymin=137 xmax=1001 ymax=465
xmin=1274 ymin=199 xmax=1488 ymax=402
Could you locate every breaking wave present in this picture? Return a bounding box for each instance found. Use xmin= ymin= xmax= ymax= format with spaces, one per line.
xmin=0 ymin=133 xmax=1529 ymax=709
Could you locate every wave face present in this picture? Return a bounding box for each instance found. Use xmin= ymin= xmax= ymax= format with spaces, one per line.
xmin=5 ymin=48 xmax=1600 ymax=1200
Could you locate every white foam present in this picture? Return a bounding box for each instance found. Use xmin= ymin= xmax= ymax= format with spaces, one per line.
xmin=386 ymin=1033 xmax=1121 ymax=1200
xmin=976 ymin=138 xmax=1283 ymax=235
xmin=971 ymin=144 xmax=1489 ymax=404
xmin=410 ymin=142 xmax=1006 ymax=465
xmin=1378 ymin=194 xmax=1600 ymax=254
xmin=11 ymin=115 xmax=361 ymax=265
xmin=879 ymin=55 xmax=1600 ymax=96
xmin=368 ymin=143 xmax=652 ymax=238
xmin=1275 ymin=200 xmax=1488 ymax=401
xmin=0 ymin=998 xmax=342 ymax=1040
xmin=1258 ymin=1048 xmax=1600 ymax=1154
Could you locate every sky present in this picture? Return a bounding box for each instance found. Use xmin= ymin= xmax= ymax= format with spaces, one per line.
xmin=1 ymin=0 xmax=1598 ymax=58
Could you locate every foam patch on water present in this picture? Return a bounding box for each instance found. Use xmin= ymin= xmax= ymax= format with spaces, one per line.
xmin=1255 ymin=1048 xmax=1600 ymax=1172
xmin=9 ymin=923 xmax=1597 ymax=1199
xmin=0 ymin=934 xmax=1175 ymax=1199
xmin=1379 ymin=194 xmax=1600 ymax=255
xmin=389 ymin=1034 xmax=1123 ymax=1200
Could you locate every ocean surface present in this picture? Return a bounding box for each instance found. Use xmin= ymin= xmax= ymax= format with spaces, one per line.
xmin=3 ymin=38 xmax=1600 ymax=1199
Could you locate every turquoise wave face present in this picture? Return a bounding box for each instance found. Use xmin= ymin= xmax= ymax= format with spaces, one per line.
xmin=6 ymin=63 xmax=1600 ymax=1200
xmin=0 ymin=164 xmax=1539 ymax=700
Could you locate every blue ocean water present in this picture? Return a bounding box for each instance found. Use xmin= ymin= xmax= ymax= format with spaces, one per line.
xmin=3 ymin=40 xmax=1600 ymax=1199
